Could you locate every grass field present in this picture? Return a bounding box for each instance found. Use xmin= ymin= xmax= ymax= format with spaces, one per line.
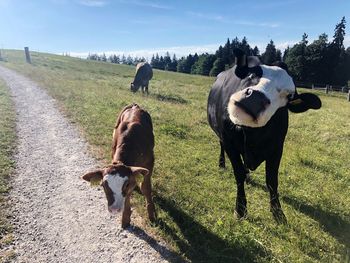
xmin=0 ymin=78 xmax=16 ymax=261
xmin=1 ymin=49 xmax=349 ymax=262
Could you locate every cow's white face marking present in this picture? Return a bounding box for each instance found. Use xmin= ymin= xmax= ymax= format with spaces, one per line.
xmin=105 ymin=173 xmax=128 ymax=213
xmin=228 ymin=65 xmax=295 ymax=127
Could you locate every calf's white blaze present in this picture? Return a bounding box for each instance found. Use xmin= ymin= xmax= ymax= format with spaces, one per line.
xmin=228 ymin=65 xmax=295 ymax=128
xmin=105 ymin=173 xmax=128 ymax=212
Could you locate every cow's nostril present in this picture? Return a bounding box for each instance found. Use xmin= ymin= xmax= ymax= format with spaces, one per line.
xmin=245 ymin=88 xmax=253 ymax=96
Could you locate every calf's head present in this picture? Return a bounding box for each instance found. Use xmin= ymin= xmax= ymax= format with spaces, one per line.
xmin=82 ymin=164 xmax=149 ymax=214
xmin=228 ymin=50 xmax=321 ymax=127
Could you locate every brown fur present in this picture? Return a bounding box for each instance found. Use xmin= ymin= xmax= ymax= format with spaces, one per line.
xmin=82 ymin=104 xmax=156 ymax=228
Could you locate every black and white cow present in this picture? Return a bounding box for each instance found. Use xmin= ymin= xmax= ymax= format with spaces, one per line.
xmin=207 ymin=49 xmax=321 ymax=222
xmin=130 ymin=62 xmax=153 ymax=94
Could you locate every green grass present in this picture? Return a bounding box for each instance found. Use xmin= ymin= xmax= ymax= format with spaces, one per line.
xmin=1 ymin=49 xmax=350 ymax=262
xmin=0 ymin=78 xmax=16 ymax=262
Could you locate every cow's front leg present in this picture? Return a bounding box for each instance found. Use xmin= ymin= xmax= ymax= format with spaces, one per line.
xmin=219 ymin=141 xmax=225 ymax=168
xmin=226 ymin=148 xmax=247 ymax=218
xmin=121 ymin=195 xmax=132 ymax=228
xmin=145 ymin=85 xmax=149 ymax=95
xmin=141 ymin=172 xmax=156 ymax=222
xmin=266 ymin=149 xmax=287 ymax=223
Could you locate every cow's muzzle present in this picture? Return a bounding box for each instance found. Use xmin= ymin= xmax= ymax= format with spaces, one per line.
xmin=235 ymin=89 xmax=270 ymax=119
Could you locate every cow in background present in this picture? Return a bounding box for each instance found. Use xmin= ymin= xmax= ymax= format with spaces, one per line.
xmin=207 ymin=49 xmax=321 ymax=222
xmin=130 ymin=62 xmax=153 ymax=94
xmin=82 ymin=104 xmax=156 ymax=228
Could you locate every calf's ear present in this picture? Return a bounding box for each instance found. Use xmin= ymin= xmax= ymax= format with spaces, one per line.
xmin=130 ymin=166 xmax=149 ymax=177
xmin=288 ymin=93 xmax=322 ymax=113
xmin=81 ymin=170 xmax=103 ymax=185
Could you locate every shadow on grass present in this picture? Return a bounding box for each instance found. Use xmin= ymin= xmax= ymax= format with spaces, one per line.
xmin=249 ymin=181 xmax=350 ymax=248
xmin=154 ymin=194 xmax=270 ymax=263
xmin=282 ymin=195 xmax=350 ymax=247
xmin=153 ymin=93 xmax=188 ymax=104
xmin=127 ymin=225 xmax=184 ymax=263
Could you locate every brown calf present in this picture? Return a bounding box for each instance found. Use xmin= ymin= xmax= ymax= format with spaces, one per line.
xmin=82 ymin=104 xmax=156 ymax=228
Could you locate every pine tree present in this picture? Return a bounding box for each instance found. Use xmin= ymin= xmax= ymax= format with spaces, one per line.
xmin=252 ymin=46 xmax=260 ymax=56
xmin=261 ymin=40 xmax=278 ymax=65
xmin=332 ymin=16 xmax=346 ymax=49
xmin=164 ymin=52 xmax=172 ymax=70
xmin=209 ymin=57 xmax=225 ymax=76
xmin=101 ymin=53 xmax=107 ymax=62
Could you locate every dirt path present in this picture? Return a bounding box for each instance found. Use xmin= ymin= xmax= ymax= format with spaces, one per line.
xmin=0 ymin=65 xmax=176 ymax=263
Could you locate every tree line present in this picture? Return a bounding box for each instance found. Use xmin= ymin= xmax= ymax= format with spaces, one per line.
xmin=87 ymin=17 xmax=349 ymax=86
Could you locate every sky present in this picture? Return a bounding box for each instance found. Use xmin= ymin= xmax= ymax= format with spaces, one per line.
xmin=1 ymin=0 xmax=349 ymax=59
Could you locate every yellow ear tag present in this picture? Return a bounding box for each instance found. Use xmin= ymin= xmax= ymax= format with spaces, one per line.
xmin=289 ymin=98 xmax=303 ymax=105
xmin=90 ymin=177 xmax=101 ymax=187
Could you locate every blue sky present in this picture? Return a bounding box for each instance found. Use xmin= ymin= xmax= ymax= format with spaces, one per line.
xmin=1 ymin=0 xmax=349 ymax=58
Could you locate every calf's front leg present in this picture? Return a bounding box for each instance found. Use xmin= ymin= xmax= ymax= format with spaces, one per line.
xmin=141 ymin=173 xmax=156 ymax=222
xmin=121 ymin=195 xmax=132 ymax=228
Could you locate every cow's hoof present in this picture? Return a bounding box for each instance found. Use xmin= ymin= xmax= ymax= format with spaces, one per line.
xmin=219 ymin=162 xmax=225 ymax=169
xmin=272 ymin=209 xmax=287 ymax=224
xmin=234 ymin=208 xmax=247 ymax=220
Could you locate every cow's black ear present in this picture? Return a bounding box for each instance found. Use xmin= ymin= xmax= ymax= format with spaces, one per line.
xmin=288 ymin=93 xmax=322 ymax=113
xmin=233 ymin=49 xmax=248 ymax=79
xmin=247 ymin=56 xmax=261 ymax=67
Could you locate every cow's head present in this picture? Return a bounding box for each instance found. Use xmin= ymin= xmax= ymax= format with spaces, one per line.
xmin=82 ymin=164 xmax=149 ymax=214
xmin=228 ymin=49 xmax=321 ymax=127
xmin=130 ymin=82 xmax=138 ymax=93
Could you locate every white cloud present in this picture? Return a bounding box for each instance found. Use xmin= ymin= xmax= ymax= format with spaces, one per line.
xmin=118 ymin=0 xmax=172 ymax=10
xmin=187 ymin=11 xmax=227 ymax=22
xmin=78 ymin=0 xmax=108 ymax=7
xmin=187 ymin=11 xmax=280 ymax=28
xmin=235 ymin=20 xmax=280 ymax=28
xmin=68 ymin=43 xmax=220 ymax=60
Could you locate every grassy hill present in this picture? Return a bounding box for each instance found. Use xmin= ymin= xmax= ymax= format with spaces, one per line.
xmin=1 ymin=49 xmax=349 ymax=262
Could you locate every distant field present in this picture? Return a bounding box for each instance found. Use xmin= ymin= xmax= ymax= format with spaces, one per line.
xmin=0 ymin=78 xmax=16 ymax=261
xmin=1 ymin=49 xmax=349 ymax=262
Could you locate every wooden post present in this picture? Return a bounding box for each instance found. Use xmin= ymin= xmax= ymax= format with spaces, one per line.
xmin=325 ymin=85 xmax=329 ymax=94
xmin=24 ymin=47 xmax=31 ymax=64
xmin=312 ymin=84 xmax=314 ymax=89
xmin=348 ymin=90 xmax=350 ymax=102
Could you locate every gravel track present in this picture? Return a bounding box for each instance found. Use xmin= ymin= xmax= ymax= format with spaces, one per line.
xmin=0 ymin=65 xmax=176 ymax=263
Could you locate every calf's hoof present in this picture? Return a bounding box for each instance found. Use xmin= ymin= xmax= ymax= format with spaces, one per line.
xmin=121 ymin=220 xmax=131 ymax=229
xmin=147 ymin=204 xmax=157 ymax=222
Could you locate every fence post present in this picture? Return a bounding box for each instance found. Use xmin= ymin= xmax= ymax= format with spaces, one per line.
xmin=312 ymin=84 xmax=314 ymax=89
xmin=348 ymin=90 xmax=350 ymax=102
xmin=325 ymin=85 xmax=329 ymax=94
xmin=24 ymin=47 xmax=31 ymax=64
